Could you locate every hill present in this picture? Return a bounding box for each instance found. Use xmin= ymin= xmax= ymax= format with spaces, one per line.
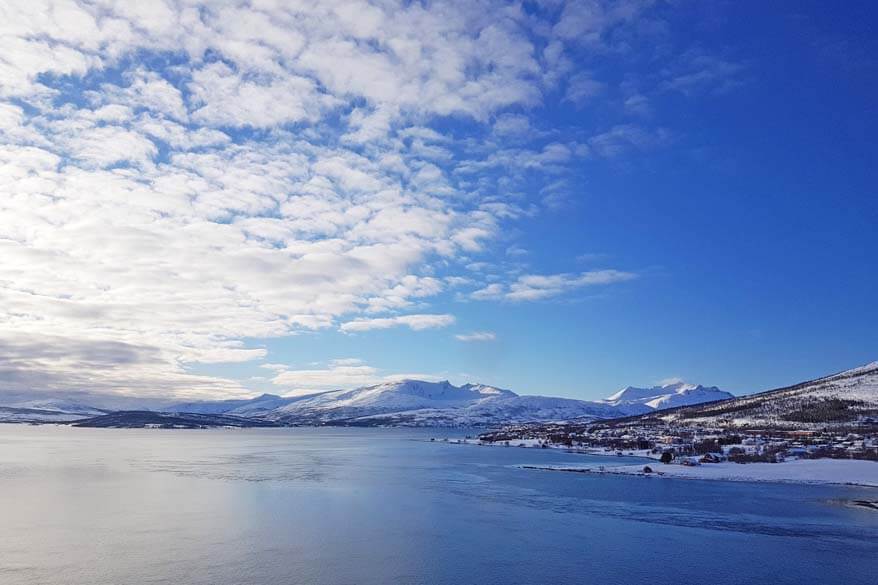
xmin=72 ymin=411 xmax=280 ymax=429
xmin=640 ymin=362 xmax=878 ymax=429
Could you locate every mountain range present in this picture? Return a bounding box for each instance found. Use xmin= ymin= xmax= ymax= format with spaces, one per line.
xmin=601 ymin=382 xmax=733 ymax=412
xmin=5 ymin=362 xmax=876 ymax=428
xmin=0 ymin=378 xmax=733 ymax=427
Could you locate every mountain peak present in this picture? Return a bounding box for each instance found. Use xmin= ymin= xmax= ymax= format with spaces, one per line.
xmin=603 ymin=382 xmax=732 ymax=412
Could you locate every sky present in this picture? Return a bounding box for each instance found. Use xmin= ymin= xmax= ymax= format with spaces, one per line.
xmin=0 ymin=1 xmax=876 ymax=404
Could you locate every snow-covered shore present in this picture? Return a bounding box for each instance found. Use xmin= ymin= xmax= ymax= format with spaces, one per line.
xmin=441 ymin=437 xmax=660 ymax=459
xmin=435 ymin=436 xmax=878 ymax=487
xmin=522 ymin=458 xmax=878 ymax=488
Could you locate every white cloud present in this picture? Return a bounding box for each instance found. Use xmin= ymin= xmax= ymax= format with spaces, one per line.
xmin=492 ymin=113 xmax=531 ymax=137
xmin=471 ymin=270 xmax=637 ymax=302
xmin=660 ymin=49 xmax=746 ymax=96
xmin=564 ymin=72 xmax=605 ymax=105
xmin=455 ymin=331 xmax=496 ymax=342
xmin=553 ymin=0 xmax=651 ymax=48
xmin=624 ymin=94 xmax=651 ymax=116
xmin=588 ymin=124 xmax=669 ymax=158
xmin=64 ymin=125 xmax=157 ymax=167
xmin=470 ymin=283 xmax=505 ymax=300
xmin=188 ymin=62 xmax=331 ymax=128
xmin=657 ymin=376 xmax=685 ymax=386
xmin=271 ymin=363 xmax=381 ymax=392
xmin=0 ymin=0 xmax=663 ymax=399
xmin=340 ymin=314 xmax=456 ymax=333
xmin=269 ymin=357 xmax=445 ymax=392
xmin=96 ymin=69 xmax=188 ymax=122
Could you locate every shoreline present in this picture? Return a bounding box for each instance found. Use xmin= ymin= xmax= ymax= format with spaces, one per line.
xmin=517 ymin=459 xmax=878 ymax=488
xmin=433 ymin=436 xmax=878 ymax=488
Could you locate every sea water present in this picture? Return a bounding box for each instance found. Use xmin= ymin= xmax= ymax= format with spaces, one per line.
xmin=0 ymin=426 xmax=875 ymax=585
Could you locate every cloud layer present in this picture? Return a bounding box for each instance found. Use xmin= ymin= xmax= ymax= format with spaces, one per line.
xmin=0 ymin=1 xmax=733 ymax=398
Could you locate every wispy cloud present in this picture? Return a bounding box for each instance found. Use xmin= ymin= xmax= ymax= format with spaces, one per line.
xmin=340 ymin=314 xmax=456 ymax=333
xmin=660 ymin=48 xmax=747 ymax=96
xmin=471 ymin=270 xmax=637 ymax=302
xmin=588 ymin=125 xmax=670 ymax=158
xmin=455 ymin=331 xmax=497 ymax=342
xmin=270 ymin=358 xmax=445 ymax=392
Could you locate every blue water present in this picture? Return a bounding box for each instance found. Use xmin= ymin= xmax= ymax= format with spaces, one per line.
xmin=0 ymin=426 xmax=875 ymax=584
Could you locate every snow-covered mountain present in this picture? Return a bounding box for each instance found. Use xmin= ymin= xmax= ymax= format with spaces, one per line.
xmin=166 ymin=378 xmax=728 ymax=427
xmin=190 ymin=380 xmax=531 ymax=425
xmin=5 ymin=363 xmax=875 ymax=429
xmin=10 ymin=399 xmax=105 ymax=415
xmin=349 ymin=394 xmax=633 ymax=427
xmin=168 ymin=393 xmax=297 ymax=416
xmin=602 ymin=382 xmax=733 ymax=413
xmin=0 ymin=399 xmax=106 ymax=423
xmin=1 ymin=377 xmax=734 ymax=427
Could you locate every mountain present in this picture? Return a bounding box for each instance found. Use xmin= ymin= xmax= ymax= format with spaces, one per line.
xmin=168 ymin=381 xmax=519 ymax=423
xmin=168 ymin=379 xmax=631 ymax=426
xmin=1 ymin=377 xmax=732 ymax=428
xmin=73 ymin=411 xmax=280 ymax=429
xmin=265 ymin=380 xmax=518 ymax=425
xmin=168 ymin=393 xmax=298 ymax=416
xmin=169 ymin=378 xmax=728 ymax=427
xmin=10 ymin=399 xmax=105 ymax=416
xmin=0 ymin=399 xmax=106 ymax=423
xmin=348 ymin=395 xmax=633 ymax=427
xmin=602 ymin=382 xmax=733 ymax=413
xmin=8 ymin=362 xmax=876 ymax=429
xmin=631 ymin=362 xmax=878 ymax=429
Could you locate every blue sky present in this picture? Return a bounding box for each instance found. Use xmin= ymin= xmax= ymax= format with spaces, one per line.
xmin=1 ymin=1 xmax=875 ymax=402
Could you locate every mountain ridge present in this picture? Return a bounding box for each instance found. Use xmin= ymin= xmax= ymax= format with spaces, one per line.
xmin=601 ymin=361 xmax=878 ymax=429
xmin=0 ymin=376 xmax=733 ymax=426
xmin=160 ymin=377 xmax=730 ymax=427
xmin=601 ymin=382 xmax=733 ymax=412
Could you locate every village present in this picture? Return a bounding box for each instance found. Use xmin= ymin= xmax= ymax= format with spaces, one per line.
xmin=478 ymin=421 xmax=878 ymax=466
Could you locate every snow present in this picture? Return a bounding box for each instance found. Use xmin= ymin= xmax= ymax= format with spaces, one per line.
xmin=10 ymin=399 xmax=103 ymax=415
xmin=526 ymin=459 xmax=878 ymax=487
xmin=605 ymin=385 xmax=665 ymax=403
xmin=153 ymin=377 xmax=741 ymax=426
xmin=666 ymin=360 xmax=878 ymax=427
xmin=273 ymin=380 xmax=514 ymax=414
xmin=0 ymin=411 xmax=87 ymax=423
xmin=602 ymin=382 xmax=733 ymax=413
xmin=256 ymin=377 xmax=736 ymax=425
xmin=5 ymin=361 xmax=874 ymax=428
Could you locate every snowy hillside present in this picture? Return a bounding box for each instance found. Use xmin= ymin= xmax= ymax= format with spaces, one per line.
xmin=0 ymin=399 xmax=105 ymax=423
xmin=168 ymin=393 xmax=300 ymax=416
xmin=655 ymin=362 xmax=878 ymax=428
xmin=10 ymin=399 xmax=105 ymax=415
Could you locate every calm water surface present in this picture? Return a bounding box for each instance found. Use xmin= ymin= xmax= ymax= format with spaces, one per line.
xmin=0 ymin=426 xmax=875 ymax=585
